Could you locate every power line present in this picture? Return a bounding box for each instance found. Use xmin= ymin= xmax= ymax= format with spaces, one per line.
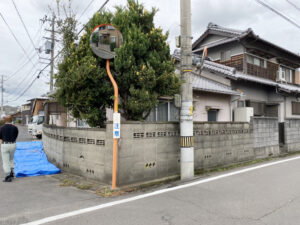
xmin=5 ymin=53 xmax=37 ymax=82
xmin=11 ymin=0 xmax=39 ymax=57
xmin=78 ymin=0 xmax=110 ymax=34
xmin=286 ymin=0 xmax=300 ymax=12
xmin=7 ymin=74 xmax=40 ymax=102
xmin=6 ymin=20 xmax=45 ymax=80
xmin=254 ymin=0 xmax=300 ymax=29
xmin=78 ymin=0 xmax=96 ymax=20
xmin=0 ymin=12 xmax=36 ymax=67
xmin=7 ymin=0 xmax=110 ymax=103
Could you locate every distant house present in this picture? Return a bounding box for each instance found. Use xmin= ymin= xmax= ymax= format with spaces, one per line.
xmin=21 ymin=103 xmax=31 ymax=125
xmin=21 ymin=97 xmax=48 ymax=125
xmin=11 ymin=111 xmax=22 ymax=123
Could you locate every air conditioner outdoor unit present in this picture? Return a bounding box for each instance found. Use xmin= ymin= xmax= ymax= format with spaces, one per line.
xmin=277 ymin=69 xmax=286 ymax=82
xmin=234 ymin=107 xmax=253 ymax=122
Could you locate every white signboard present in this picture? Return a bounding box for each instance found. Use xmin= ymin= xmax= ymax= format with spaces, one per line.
xmin=113 ymin=112 xmax=120 ymax=139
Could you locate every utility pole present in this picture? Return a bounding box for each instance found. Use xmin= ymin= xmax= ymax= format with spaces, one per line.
xmin=50 ymin=15 xmax=55 ymax=91
xmin=41 ymin=14 xmax=56 ymax=91
xmin=180 ymin=0 xmax=194 ymax=180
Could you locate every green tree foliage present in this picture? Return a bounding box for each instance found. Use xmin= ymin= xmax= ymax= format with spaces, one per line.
xmin=55 ymin=0 xmax=180 ymax=127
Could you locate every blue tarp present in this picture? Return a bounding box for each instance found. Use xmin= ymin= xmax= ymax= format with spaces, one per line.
xmin=14 ymin=141 xmax=61 ymax=177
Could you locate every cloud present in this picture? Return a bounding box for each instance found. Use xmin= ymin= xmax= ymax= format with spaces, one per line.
xmin=1 ymin=0 xmax=300 ymax=106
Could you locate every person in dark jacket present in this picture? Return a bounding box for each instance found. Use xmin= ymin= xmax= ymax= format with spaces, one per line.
xmin=0 ymin=115 xmax=18 ymax=182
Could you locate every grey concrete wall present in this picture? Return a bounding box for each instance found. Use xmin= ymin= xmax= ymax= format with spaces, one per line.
xmin=252 ymin=117 xmax=280 ymax=157
xmin=43 ymin=125 xmax=112 ymax=183
xmin=43 ymin=118 xmax=280 ymax=186
xmin=194 ymin=122 xmax=253 ymax=169
xmin=285 ymin=118 xmax=300 ymax=152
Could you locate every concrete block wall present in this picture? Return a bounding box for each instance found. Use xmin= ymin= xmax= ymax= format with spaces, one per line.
xmin=194 ymin=122 xmax=254 ymax=170
xmin=285 ymin=118 xmax=300 ymax=152
xmin=43 ymin=125 xmax=112 ymax=183
xmin=117 ymin=122 xmax=180 ymax=185
xmin=43 ymin=118 xmax=280 ymax=186
xmin=252 ymin=117 xmax=280 ymax=157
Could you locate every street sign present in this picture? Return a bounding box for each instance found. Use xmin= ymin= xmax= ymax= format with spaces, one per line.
xmin=113 ymin=112 xmax=120 ymax=139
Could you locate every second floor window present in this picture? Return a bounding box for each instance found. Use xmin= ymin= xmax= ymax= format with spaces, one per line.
xmin=247 ymin=55 xmax=267 ymax=68
xmin=220 ymin=50 xmax=231 ymax=62
xmin=279 ymin=66 xmax=294 ymax=83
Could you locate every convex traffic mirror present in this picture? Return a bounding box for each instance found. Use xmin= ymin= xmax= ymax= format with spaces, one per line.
xmin=90 ymin=24 xmax=123 ymax=59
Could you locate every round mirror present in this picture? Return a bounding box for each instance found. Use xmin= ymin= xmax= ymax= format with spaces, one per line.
xmin=90 ymin=24 xmax=123 ymax=59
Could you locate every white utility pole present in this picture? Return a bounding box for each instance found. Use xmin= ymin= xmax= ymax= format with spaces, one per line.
xmin=180 ymin=0 xmax=194 ymax=179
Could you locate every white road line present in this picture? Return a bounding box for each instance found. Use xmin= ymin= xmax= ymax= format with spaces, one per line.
xmin=21 ymin=155 xmax=300 ymax=225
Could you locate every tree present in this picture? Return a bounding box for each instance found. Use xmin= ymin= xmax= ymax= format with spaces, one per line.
xmin=55 ymin=0 xmax=180 ymax=127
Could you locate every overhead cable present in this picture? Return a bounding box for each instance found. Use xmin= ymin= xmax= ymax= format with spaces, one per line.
xmin=254 ymin=0 xmax=300 ymax=29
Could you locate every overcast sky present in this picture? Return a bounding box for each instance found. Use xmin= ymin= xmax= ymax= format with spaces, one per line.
xmin=0 ymin=0 xmax=300 ymax=106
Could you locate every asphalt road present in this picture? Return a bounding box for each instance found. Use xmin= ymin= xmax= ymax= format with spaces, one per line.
xmin=1 ymin=126 xmax=300 ymax=225
xmin=37 ymin=156 xmax=300 ymax=225
xmin=0 ymin=125 xmax=105 ymax=225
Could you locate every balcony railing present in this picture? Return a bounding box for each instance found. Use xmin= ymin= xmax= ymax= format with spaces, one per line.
xmin=215 ymin=53 xmax=293 ymax=83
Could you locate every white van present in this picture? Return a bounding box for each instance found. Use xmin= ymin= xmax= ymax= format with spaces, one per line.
xmin=32 ymin=115 xmax=44 ymax=139
xmin=27 ymin=115 xmax=38 ymax=134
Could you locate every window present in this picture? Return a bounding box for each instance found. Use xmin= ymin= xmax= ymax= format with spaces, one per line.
xmin=208 ymin=109 xmax=218 ymax=122
xmin=157 ymin=102 xmax=168 ymax=121
xmin=220 ymin=50 xmax=231 ymax=62
xmin=280 ymin=66 xmax=294 ymax=83
xmin=247 ymin=55 xmax=267 ymax=68
xmin=77 ymin=119 xmax=89 ymax=128
xmin=146 ymin=101 xmax=179 ymax=122
xmin=246 ymin=100 xmax=265 ymax=116
xmin=253 ymin=58 xmax=260 ymax=66
xmin=37 ymin=116 xmax=44 ymax=125
xmin=237 ymin=100 xmax=245 ymax=108
xmin=292 ymin=102 xmax=300 ymax=115
xmin=110 ymin=36 xmax=116 ymax=43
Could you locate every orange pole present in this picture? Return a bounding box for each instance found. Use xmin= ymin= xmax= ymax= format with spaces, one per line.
xmin=106 ymin=59 xmax=118 ymax=189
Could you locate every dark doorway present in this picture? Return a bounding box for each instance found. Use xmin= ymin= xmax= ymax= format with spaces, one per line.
xmin=279 ymin=122 xmax=285 ymax=145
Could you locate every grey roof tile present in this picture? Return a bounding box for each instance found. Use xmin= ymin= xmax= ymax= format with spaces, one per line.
xmin=192 ymin=73 xmax=240 ymax=96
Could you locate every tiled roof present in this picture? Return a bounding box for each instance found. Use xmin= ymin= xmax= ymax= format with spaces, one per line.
xmin=193 ymin=23 xmax=300 ymax=63
xmin=207 ymin=23 xmax=246 ymax=36
xmin=192 ymin=73 xmax=240 ymax=96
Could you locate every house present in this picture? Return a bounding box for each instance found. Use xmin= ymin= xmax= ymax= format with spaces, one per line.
xmin=11 ymin=111 xmax=22 ymax=123
xmin=21 ymin=103 xmax=31 ymax=125
xmin=21 ymin=97 xmax=48 ymax=125
xmin=191 ymin=23 xmax=300 ymax=123
xmin=168 ymin=50 xmax=241 ymax=122
xmin=28 ymin=97 xmax=48 ymax=117
xmin=44 ymin=100 xmax=67 ymax=127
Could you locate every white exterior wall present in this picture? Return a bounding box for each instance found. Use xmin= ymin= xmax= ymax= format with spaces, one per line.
xmin=193 ymin=92 xmax=231 ymax=121
xmin=205 ymin=42 xmax=245 ymax=61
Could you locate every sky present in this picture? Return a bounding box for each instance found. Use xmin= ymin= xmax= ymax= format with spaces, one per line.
xmin=0 ymin=0 xmax=300 ymax=107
